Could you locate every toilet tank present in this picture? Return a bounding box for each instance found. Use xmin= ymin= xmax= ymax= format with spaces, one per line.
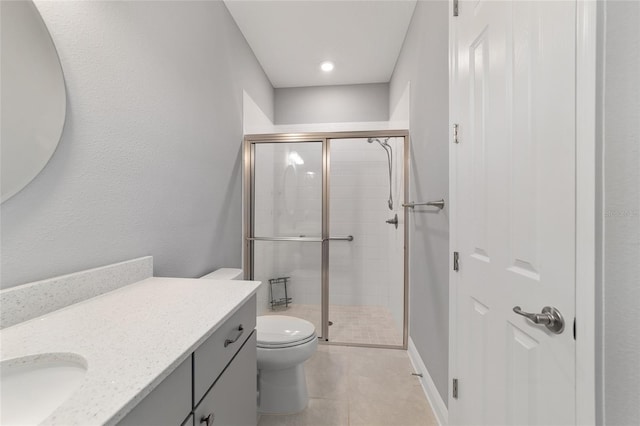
xmin=200 ymin=268 xmax=243 ymax=280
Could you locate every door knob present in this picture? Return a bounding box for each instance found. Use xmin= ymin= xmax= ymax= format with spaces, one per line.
xmin=386 ymin=214 xmax=398 ymax=229
xmin=513 ymin=306 xmax=565 ymax=334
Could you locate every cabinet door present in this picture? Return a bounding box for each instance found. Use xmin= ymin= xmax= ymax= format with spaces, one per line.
xmin=194 ymin=296 xmax=256 ymax=405
xmin=194 ymin=332 xmax=257 ymax=426
xmin=118 ymin=356 xmax=192 ymax=426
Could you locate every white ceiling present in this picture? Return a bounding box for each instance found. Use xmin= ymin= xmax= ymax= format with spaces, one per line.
xmin=223 ymin=1 xmax=417 ymax=88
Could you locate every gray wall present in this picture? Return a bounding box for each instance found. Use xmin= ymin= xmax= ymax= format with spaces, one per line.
xmin=0 ymin=1 xmax=274 ymax=289
xmin=389 ymin=1 xmax=450 ymax=404
xmin=274 ymin=83 xmax=389 ymax=124
xmin=597 ymin=1 xmax=640 ymax=424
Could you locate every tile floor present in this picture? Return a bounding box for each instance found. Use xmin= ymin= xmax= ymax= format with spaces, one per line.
xmin=264 ymin=304 xmax=403 ymax=346
xmin=258 ymin=345 xmax=437 ymax=426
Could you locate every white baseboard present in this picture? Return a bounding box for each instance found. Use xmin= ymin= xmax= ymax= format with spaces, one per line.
xmin=407 ymin=338 xmax=448 ymax=425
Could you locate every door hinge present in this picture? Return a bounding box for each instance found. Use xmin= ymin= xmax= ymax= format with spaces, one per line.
xmin=453 ymin=251 xmax=460 ymax=271
xmin=453 ymin=124 xmax=460 ymax=144
xmin=453 ymin=0 xmax=459 ymax=17
xmin=573 ymin=317 xmax=576 ymax=340
xmin=453 ymin=378 xmax=459 ymax=399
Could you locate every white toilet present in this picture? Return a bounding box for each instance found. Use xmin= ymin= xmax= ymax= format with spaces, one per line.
xmin=200 ymin=269 xmax=318 ymax=414
xmin=255 ymin=315 xmax=317 ymax=414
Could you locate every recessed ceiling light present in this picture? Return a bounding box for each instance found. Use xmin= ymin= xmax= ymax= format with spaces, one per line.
xmin=320 ymin=61 xmax=334 ymax=72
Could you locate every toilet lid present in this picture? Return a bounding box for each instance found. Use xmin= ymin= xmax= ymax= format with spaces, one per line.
xmin=256 ymin=315 xmax=316 ymax=347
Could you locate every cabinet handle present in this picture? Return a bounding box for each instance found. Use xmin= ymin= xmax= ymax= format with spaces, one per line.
xmin=224 ymin=324 xmax=244 ymax=347
xmin=200 ymin=413 xmax=214 ymax=426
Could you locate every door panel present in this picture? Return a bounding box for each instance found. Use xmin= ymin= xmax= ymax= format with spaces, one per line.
xmin=251 ymin=141 xmax=323 ymax=323
xmin=506 ymin=323 xmax=540 ymax=425
xmin=253 ymin=142 xmax=322 ymax=238
xmin=470 ymin=30 xmax=490 ymax=261
xmin=452 ymin=1 xmax=576 ymax=424
xmin=327 ymin=137 xmax=405 ymax=347
xmin=467 ymin=297 xmax=490 ymax=424
xmin=253 ymin=240 xmax=323 ymax=335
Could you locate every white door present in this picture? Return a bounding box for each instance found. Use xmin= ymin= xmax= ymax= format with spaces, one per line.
xmin=451 ymin=1 xmax=576 ymax=424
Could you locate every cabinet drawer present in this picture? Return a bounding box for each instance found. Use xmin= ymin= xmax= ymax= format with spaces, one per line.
xmin=118 ymin=356 xmax=191 ymax=426
xmin=194 ymin=332 xmax=257 ymax=426
xmin=193 ymin=295 xmax=256 ymax=405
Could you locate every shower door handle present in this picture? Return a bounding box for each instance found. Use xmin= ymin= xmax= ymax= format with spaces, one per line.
xmin=325 ymin=235 xmax=354 ymax=242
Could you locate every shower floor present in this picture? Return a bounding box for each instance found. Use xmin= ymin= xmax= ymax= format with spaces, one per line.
xmin=264 ymin=304 xmax=403 ymax=347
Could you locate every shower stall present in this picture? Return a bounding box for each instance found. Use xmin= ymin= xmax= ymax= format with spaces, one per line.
xmin=244 ymin=131 xmax=408 ymax=349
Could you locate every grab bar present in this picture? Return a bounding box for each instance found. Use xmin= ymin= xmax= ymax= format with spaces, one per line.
xmin=402 ymin=199 xmax=445 ymax=210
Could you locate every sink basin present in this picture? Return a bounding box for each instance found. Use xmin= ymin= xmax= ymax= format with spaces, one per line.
xmin=1 ymin=353 xmax=87 ymax=425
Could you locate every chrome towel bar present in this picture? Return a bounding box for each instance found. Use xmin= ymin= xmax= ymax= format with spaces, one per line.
xmin=247 ymin=237 xmax=322 ymax=242
xmin=247 ymin=236 xmax=354 ymax=242
xmin=402 ymin=199 xmax=445 ymax=210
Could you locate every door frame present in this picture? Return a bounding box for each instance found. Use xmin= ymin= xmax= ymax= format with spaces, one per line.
xmin=447 ymin=0 xmax=597 ymax=424
xmin=243 ymin=130 xmax=410 ymax=350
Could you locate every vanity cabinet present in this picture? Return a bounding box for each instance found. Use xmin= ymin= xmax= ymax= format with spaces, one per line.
xmin=194 ymin=333 xmax=257 ymax=426
xmin=117 ymin=296 xmax=257 ymax=426
xmin=117 ymin=356 xmax=192 ymax=426
xmin=193 ymin=295 xmax=256 ymax=405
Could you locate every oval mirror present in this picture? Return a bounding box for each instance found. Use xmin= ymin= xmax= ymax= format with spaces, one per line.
xmin=1 ymin=0 xmax=66 ymax=203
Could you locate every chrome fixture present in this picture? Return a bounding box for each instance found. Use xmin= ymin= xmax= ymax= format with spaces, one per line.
xmin=513 ymin=306 xmax=565 ymax=334
xmin=402 ymin=199 xmax=446 ymax=210
xmin=246 ymin=236 xmax=353 ymax=242
xmin=326 ymin=236 xmax=354 ymax=242
xmin=386 ymin=214 xmax=399 ymax=229
xmin=224 ymin=324 xmax=245 ymax=347
xmin=367 ymin=137 xmax=393 ymax=210
xmin=200 ymin=413 xmax=214 ymax=426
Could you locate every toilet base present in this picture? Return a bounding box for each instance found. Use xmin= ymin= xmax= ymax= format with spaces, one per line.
xmin=258 ymin=364 xmax=308 ymax=414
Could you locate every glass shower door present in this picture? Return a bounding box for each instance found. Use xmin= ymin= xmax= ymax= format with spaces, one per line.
xmin=327 ymin=137 xmax=405 ymax=346
xmin=246 ymin=133 xmax=408 ymax=348
xmin=249 ymin=141 xmax=324 ymax=338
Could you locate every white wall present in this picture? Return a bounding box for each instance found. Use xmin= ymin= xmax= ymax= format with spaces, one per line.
xmin=389 ymin=0 xmax=450 ymax=404
xmin=275 ymin=83 xmax=389 ymax=125
xmin=597 ymin=1 xmax=640 ymax=424
xmin=0 ymin=1 xmax=274 ymax=288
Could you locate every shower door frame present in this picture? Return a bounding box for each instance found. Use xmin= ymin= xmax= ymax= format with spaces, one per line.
xmin=243 ymin=130 xmax=410 ymax=350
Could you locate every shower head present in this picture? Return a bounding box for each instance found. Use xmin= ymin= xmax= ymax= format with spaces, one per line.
xmin=368 ymin=137 xmax=391 ymax=149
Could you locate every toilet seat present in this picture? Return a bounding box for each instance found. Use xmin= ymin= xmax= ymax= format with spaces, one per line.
xmin=257 ymin=315 xmax=316 ymax=349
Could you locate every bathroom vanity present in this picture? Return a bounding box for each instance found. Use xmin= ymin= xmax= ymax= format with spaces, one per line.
xmin=118 ymin=295 xmax=257 ymax=426
xmin=0 ymin=261 xmax=261 ymax=426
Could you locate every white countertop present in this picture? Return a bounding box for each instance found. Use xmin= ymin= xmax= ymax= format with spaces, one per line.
xmin=0 ymin=277 xmax=260 ymax=425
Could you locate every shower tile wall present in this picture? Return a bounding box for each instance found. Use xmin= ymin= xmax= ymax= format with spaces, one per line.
xmin=252 ymin=138 xmax=404 ymax=341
